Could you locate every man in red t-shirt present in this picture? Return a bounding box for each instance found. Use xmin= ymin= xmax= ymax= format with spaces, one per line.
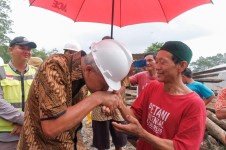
xmin=113 ymin=41 xmax=206 ymax=150
xmin=129 ymin=52 xmax=157 ymax=94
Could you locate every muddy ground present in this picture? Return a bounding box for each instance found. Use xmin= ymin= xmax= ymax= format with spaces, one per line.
xmin=81 ymin=118 xmax=136 ymax=150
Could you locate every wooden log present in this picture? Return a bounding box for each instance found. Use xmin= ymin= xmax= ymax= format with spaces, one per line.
xmin=206 ymin=117 xmax=226 ymax=145
xmin=195 ymin=78 xmax=224 ymax=83
xmin=207 ymin=110 xmax=226 ymax=131
xmin=193 ymin=66 xmax=226 ymax=76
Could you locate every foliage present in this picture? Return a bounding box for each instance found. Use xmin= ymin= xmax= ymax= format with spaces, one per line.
xmin=0 ymin=45 xmax=11 ymax=63
xmin=32 ymin=48 xmax=59 ymax=60
xmin=145 ymin=42 xmax=164 ymax=53
xmin=0 ymin=0 xmax=14 ymax=45
xmin=190 ymin=53 xmax=226 ymax=72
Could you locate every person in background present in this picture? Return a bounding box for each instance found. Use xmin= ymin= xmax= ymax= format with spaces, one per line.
xmin=0 ymin=36 xmax=37 ymax=149
xmin=28 ymin=57 xmax=43 ymax=70
xmin=215 ymin=88 xmax=226 ymax=120
xmin=91 ymin=78 xmax=129 ymax=150
xmin=91 ymin=36 xmax=127 ymax=150
xmin=129 ymin=52 xmax=157 ymax=94
xmin=17 ymin=39 xmax=133 ymax=149
xmin=112 ymin=41 xmax=206 ymax=150
xmin=182 ymin=68 xmax=215 ymax=105
xmin=127 ymin=52 xmax=157 ymax=147
xmin=63 ymin=42 xmax=81 ymax=55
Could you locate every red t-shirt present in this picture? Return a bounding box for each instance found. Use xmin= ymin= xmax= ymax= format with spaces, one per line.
xmin=129 ymin=71 xmax=157 ymax=94
xmin=131 ymin=81 xmax=206 ymax=150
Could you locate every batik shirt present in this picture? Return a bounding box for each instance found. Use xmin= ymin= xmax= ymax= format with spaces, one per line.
xmin=18 ymin=52 xmax=85 ymax=150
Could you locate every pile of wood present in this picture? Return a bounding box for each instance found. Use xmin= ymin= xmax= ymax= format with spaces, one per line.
xmin=201 ymin=107 xmax=226 ymax=150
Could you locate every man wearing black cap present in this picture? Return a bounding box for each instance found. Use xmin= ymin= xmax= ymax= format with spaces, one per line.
xmin=0 ymin=36 xmax=37 ymax=149
xmin=113 ymin=41 xmax=206 ymax=150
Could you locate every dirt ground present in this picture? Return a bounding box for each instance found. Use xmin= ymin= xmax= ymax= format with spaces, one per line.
xmin=81 ymin=118 xmax=136 ymax=150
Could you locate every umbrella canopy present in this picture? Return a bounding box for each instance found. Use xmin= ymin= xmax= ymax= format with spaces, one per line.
xmin=29 ymin=0 xmax=212 ymax=37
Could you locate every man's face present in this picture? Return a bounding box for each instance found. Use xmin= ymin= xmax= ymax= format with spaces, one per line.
xmin=64 ymin=50 xmax=77 ymax=55
xmin=145 ymin=54 xmax=156 ymax=72
xmin=83 ymin=66 xmax=109 ymax=93
xmin=155 ymin=50 xmax=179 ymax=83
xmin=9 ymin=45 xmax=32 ymax=62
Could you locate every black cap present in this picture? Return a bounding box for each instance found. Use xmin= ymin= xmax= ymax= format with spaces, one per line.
xmin=9 ymin=36 xmax=37 ymax=49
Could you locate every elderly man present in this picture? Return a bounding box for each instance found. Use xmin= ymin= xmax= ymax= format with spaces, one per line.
xmin=17 ymin=39 xmax=133 ymax=149
xmin=113 ymin=41 xmax=206 ymax=150
xmin=0 ymin=36 xmax=37 ymax=149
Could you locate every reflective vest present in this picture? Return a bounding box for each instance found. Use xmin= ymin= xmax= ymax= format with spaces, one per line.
xmin=0 ymin=64 xmax=36 ymax=132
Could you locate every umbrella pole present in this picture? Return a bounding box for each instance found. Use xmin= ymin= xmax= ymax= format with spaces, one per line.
xmin=111 ymin=0 xmax=115 ymax=39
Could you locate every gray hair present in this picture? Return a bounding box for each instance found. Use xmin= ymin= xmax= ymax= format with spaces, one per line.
xmin=84 ymin=53 xmax=101 ymax=75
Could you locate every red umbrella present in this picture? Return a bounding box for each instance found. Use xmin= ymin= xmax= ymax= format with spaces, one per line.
xmin=29 ymin=0 xmax=212 ymax=38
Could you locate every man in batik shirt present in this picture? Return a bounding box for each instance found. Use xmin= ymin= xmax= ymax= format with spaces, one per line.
xmin=17 ymin=39 xmax=133 ymax=149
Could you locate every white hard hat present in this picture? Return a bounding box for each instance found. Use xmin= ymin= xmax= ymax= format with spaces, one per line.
xmin=0 ymin=57 xmax=4 ymax=65
xmin=91 ymin=39 xmax=133 ymax=90
xmin=63 ymin=43 xmax=81 ymax=51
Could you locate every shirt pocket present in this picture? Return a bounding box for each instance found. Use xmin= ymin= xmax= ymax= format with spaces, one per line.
xmin=0 ymin=79 xmax=20 ymax=102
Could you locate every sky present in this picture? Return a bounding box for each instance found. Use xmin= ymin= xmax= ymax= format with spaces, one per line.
xmin=8 ymin=0 xmax=226 ymax=62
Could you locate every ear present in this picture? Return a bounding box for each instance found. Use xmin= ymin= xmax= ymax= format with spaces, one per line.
xmin=84 ymin=65 xmax=93 ymax=75
xmin=178 ymin=61 xmax=188 ymax=73
xmin=8 ymin=47 xmax=13 ymax=54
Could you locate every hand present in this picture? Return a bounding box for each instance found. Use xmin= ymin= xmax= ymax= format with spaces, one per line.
xmin=10 ymin=124 xmax=22 ymax=135
xmin=101 ymin=106 xmax=117 ymax=116
xmin=93 ymin=91 xmax=122 ymax=112
xmin=112 ymin=114 xmax=144 ymax=137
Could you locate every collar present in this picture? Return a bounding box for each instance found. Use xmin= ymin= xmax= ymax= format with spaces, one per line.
xmin=9 ymin=60 xmax=29 ymax=74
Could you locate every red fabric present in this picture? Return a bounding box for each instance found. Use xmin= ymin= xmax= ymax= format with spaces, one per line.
xmin=131 ymin=81 xmax=206 ymax=150
xmin=215 ymin=88 xmax=226 ymax=111
xmin=129 ymin=71 xmax=156 ymax=94
xmin=29 ymin=0 xmax=212 ymax=27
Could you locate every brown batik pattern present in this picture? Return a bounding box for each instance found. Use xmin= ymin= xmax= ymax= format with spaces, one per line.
xmin=18 ymin=52 xmax=84 ymax=150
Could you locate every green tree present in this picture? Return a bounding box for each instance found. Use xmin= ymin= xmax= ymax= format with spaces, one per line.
xmin=190 ymin=53 xmax=226 ymax=72
xmin=32 ymin=48 xmax=59 ymax=60
xmin=145 ymin=42 xmax=164 ymax=53
xmin=0 ymin=45 xmax=11 ymax=63
xmin=32 ymin=48 xmax=48 ymax=60
xmin=0 ymin=0 xmax=14 ymax=45
xmin=46 ymin=48 xmax=59 ymax=56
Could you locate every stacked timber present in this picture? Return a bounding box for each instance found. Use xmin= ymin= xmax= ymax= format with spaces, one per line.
xmin=201 ymin=108 xmax=226 ymax=150
xmin=125 ymin=86 xmax=137 ymax=106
